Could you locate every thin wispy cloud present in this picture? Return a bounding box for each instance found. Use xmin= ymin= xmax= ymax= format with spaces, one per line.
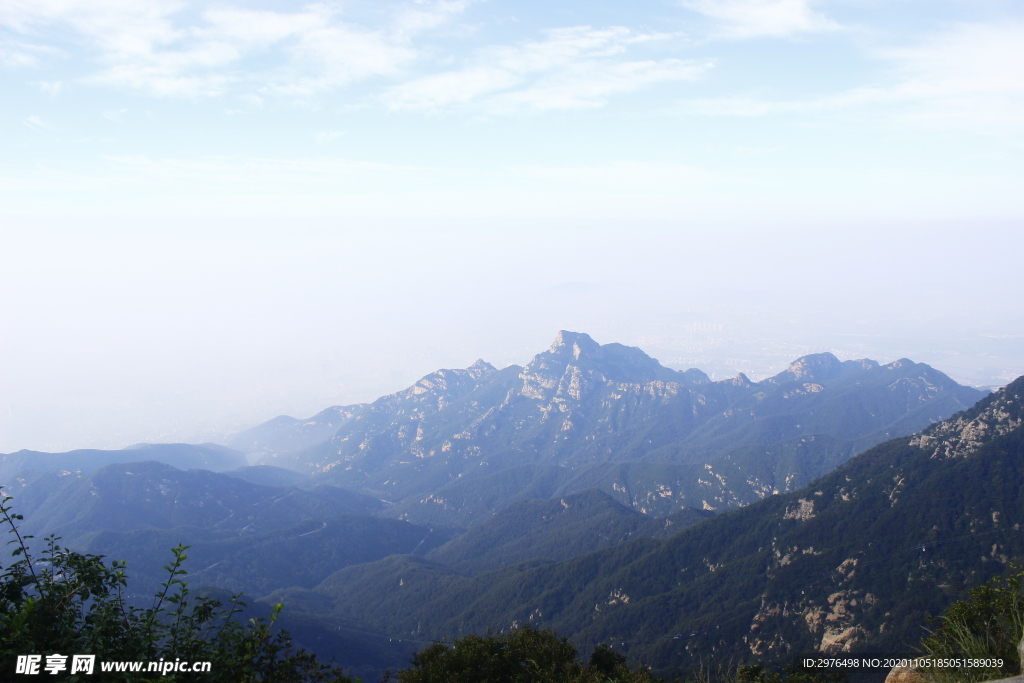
xmin=0 ymin=39 xmax=63 ymax=67
xmin=675 ymin=21 xmax=1024 ymax=137
xmin=384 ymin=26 xmax=708 ymax=112
xmin=315 ymin=130 xmax=344 ymax=143
xmin=0 ymin=1 xmax=464 ymax=97
xmin=97 ymin=154 xmax=432 ymax=182
xmin=2 ymin=2 xmax=701 ymax=110
xmin=391 ymin=0 xmax=472 ymax=40
xmin=267 ymin=22 xmax=416 ymax=96
xmin=21 ymin=115 xmax=53 ymax=131
xmin=880 ymin=21 xmax=1024 ymax=131
xmin=681 ymin=0 xmax=839 ymax=39
xmin=102 ymin=108 xmax=128 ymax=124
xmin=509 ymin=159 xmax=738 ymax=194
xmin=36 ymin=80 xmax=62 ymax=96
xmin=4 ymin=0 xmax=236 ymax=96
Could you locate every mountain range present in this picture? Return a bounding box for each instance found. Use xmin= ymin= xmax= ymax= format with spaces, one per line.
xmin=0 ymin=331 xmax=1002 ymax=680
xmin=255 ymin=331 xmax=984 ymax=525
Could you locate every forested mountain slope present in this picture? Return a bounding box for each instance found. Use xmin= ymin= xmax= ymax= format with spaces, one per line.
xmin=424 ymin=489 xmax=712 ymax=576
xmin=272 ymin=375 xmax=1023 ymax=677
xmin=10 ymin=460 xmax=386 ymax=542
xmin=79 ymin=513 xmax=456 ymax=596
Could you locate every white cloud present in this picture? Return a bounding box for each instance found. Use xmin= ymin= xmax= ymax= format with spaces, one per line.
xmin=102 ymin=108 xmax=127 ymax=123
xmin=274 ymin=24 xmax=416 ymax=95
xmin=239 ymin=94 xmax=263 ymax=108
xmin=878 ymin=22 xmax=1024 ymax=130
xmin=682 ymin=0 xmax=838 ymax=39
xmin=0 ymin=39 xmax=64 ymax=67
xmin=21 ymin=115 xmax=53 ymax=131
xmin=98 ymin=154 xmax=426 ymax=179
xmin=200 ymin=6 xmax=328 ymax=49
xmin=391 ymin=0 xmax=472 ymax=40
xmin=509 ymin=159 xmax=735 ymax=194
xmin=3 ymin=0 xmax=233 ymax=95
xmin=675 ymin=21 xmax=1024 ymax=136
xmin=315 ymin=130 xmax=344 ymax=143
xmin=36 ymin=80 xmax=63 ymax=96
xmin=494 ymin=58 xmax=708 ymax=111
xmin=3 ymin=1 xmax=700 ymax=110
xmin=0 ymin=1 xmax=462 ymax=97
xmin=384 ymin=26 xmax=708 ymax=112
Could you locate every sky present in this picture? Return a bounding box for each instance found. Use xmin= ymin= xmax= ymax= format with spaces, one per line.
xmin=2 ymin=0 xmax=1023 ymax=452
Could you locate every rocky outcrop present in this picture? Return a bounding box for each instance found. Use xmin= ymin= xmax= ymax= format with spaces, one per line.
xmin=889 ymin=631 xmax=1024 ymax=683
xmin=911 ymin=377 xmax=1023 ymax=458
xmin=884 ymin=663 xmax=929 ymax=683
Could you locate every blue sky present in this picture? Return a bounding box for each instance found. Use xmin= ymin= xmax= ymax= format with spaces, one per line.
xmin=2 ymin=1 xmax=1023 ymax=451
xmin=5 ymin=0 xmax=1023 ymax=221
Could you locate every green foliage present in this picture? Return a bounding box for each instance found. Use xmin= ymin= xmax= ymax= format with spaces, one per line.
xmin=733 ymin=664 xmax=846 ymax=683
xmin=921 ymin=566 xmax=1024 ymax=682
xmin=0 ymin=489 xmax=355 ymax=682
xmin=392 ymin=626 xmax=653 ymax=683
xmin=685 ymin=661 xmax=846 ymax=683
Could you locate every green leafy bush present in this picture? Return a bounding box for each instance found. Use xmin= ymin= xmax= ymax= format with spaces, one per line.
xmin=733 ymin=664 xmax=846 ymax=683
xmin=921 ymin=567 xmax=1024 ymax=682
xmin=391 ymin=625 xmax=653 ymax=683
xmin=686 ymin=661 xmax=846 ymax=683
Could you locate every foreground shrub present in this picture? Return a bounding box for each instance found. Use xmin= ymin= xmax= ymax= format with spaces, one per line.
xmin=393 ymin=625 xmax=653 ymax=683
xmin=920 ymin=566 xmax=1024 ymax=682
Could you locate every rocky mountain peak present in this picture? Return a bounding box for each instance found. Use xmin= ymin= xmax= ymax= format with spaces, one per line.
xmin=841 ymin=358 xmax=880 ymax=373
xmin=910 ymin=375 xmax=1023 ymax=458
xmin=548 ymin=330 xmax=601 ymax=359
xmin=528 ymin=331 xmax=681 ymax=386
xmin=677 ymin=368 xmax=711 ymax=385
xmin=772 ymin=352 xmax=844 ymax=383
xmin=466 ymin=359 xmax=497 ymax=380
xmin=725 ymin=373 xmax=753 ymax=387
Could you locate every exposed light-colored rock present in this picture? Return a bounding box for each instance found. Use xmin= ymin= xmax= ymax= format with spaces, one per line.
xmin=884 ymin=663 xmax=930 ymax=683
xmin=911 ymin=389 xmax=1022 ymax=459
xmin=784 ymin=498 xmax=815 ymax=521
